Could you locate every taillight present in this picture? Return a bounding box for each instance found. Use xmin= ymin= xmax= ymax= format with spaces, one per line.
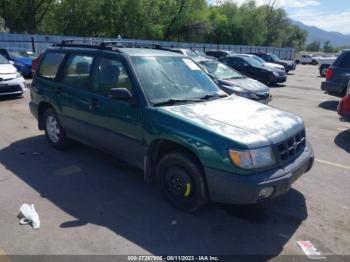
xmin=326 ymin=67 xmax=333 ymax=81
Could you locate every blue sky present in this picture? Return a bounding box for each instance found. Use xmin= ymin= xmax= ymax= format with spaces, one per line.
xmin=208 ymin=0 xmax=350 ymax=34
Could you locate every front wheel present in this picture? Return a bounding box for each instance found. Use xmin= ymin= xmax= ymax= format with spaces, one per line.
xmin=156 ymin=151 xmax=208 ymax=212
xmin=44 ymin=108 xmax=70 ymax=150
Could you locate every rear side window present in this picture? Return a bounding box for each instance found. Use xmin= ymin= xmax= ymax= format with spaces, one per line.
xmin=38 ymin=53 xmax=65 ymax=79
xmin=61 ymin=55 xmax=93 ymax=89
xmin=334 ymin=52 xmax=350 ymax=68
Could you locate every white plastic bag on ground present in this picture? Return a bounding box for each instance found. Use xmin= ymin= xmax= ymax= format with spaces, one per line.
xmin=19 ymin=204 xmax=40 ymax=229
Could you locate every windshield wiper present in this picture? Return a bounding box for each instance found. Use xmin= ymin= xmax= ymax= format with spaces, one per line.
xmin=153 ymin=98 xmax=202 ymax=107
xmin=199 ymin=93 xmax=228 ymax=100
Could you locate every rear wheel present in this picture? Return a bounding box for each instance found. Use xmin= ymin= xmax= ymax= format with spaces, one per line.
xmin=44 ymin=108 xmax=70 ymax=150
xmin=156 ymin=151 xmax=208 ymax=212
xmin=320 ymin=65 xmax=329 ymax=77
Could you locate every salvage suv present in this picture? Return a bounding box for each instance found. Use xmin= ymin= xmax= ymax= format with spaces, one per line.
xmin=29 ymin=41 xmax=314 ymax=211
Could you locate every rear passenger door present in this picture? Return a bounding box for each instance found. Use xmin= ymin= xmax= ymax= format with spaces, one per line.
xmin=55 ymin=53 xmax=94 ymax=141
xmin=87 ymin=56 xmax=144 ymax=168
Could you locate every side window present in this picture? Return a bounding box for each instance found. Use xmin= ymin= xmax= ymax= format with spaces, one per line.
xmin=91 ymin=57 xmax=133 ymax=96
xmin=61 ymin=55 xmax=93 ymax=89
xmin=338 ymin=52 xmax=350 ymax=68
xmin=0 ymin=49 xmax=10 ymax=59
xmin=38 ymin=52 xmax=65 ymax=79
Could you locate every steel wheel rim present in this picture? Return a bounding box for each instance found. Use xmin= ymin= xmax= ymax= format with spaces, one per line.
xmin=46 ymin=115 xmax=60 ymax=143
xmin=164 ymin=166 xmax=193 ymax=201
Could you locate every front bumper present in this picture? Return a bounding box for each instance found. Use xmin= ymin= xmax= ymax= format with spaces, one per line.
xmin=0 ymin=77 xmax=26 ymax=96
xmin=205 ymin=142 xmax=314 ymax=204
xmin=276 ymin=75 xmax=287 ymax=83
xmin=321 ymin=81 xmax=345 ymax=97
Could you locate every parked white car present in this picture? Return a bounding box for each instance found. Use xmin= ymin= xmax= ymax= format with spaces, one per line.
xmin=0 ymin=54 xmax=26 ymax=97
xmin=298 ymin=54 xmax=320 ymax=65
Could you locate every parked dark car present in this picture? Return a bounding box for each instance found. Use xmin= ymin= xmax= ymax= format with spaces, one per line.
xmin=194 ymin=57 xmax=272 ymax=103
xmin=0 ymin=48 xmax=36 ymax=78
xmin=205 ymin=50 xmax=235 ymax=59
xmin=219 ymin=55 xmax=287 ymax=85
xmin=251 ymin=53 xmax=296 ymax=72
xmin=321 ymin=50 xmax=350 ymax=97
xmin=29 ymin=41 xmax=314 ymax=211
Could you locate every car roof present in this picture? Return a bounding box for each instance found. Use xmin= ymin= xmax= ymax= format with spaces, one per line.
xmin=49 ymin=46 xmax=184 ymax=57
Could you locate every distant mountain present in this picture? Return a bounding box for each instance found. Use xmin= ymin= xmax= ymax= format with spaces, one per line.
xmin=291 ymin=20 xmax=350 ymax=47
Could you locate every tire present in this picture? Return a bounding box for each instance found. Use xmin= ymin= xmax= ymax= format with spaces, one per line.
xmin=319 ymin=65 xmax=329 ymax=77
xmin=44 ymin=108 xmax=70 ymax=150
xmin=156 ymin=151 xmax=208 ymax=212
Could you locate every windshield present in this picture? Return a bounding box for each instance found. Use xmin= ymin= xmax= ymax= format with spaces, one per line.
xmin=251 ymin=55 xmax=266 ymax=64
xmin=0 ymin=55 xmax=8 ymax=64
xmin=240 ymin=56 xmax=263 ymax=67
xmin=185 ymin=50 xmax=198 ymax=57
xmin=269 ymin=53 xmax=281 ymax=61
xmin=9 ymin=50 xmax=36 ymax=59
xmin=199 ymin=60 xmax=244 ymax=80
xmin=131 ymin=56 xmax=221 ymax=104
xmin=194 ymin=50 xmax=206 ymax=56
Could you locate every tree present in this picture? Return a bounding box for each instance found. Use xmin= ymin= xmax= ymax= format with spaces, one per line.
xmin=0 ymin=0 xmax=54 ymax=33
xmin=306 ymin=41 xmax=321 ymax=52
xmin=322 ymin=40 xmax=334 ymax=53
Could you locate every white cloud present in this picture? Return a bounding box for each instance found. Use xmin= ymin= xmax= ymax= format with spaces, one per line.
xmin=290 ymin=9 xmax=350 ymax=34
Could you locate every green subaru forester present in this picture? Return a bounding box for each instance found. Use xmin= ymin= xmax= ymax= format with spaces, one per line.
xmin=30 ymin=41 xmax=314 ymax=211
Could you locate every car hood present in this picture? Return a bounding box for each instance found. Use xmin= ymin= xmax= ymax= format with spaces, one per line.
xmin=12 ymin=57 xmax=33 ymax=66
xmin=220 ymin=77 xmax=269 ymax=94
xmin=0 ymin=63 xmax=17 ymax=74
xmin=158 ymin=96 xmax=304 ymax=148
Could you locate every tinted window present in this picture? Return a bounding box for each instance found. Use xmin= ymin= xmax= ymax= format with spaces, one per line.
xmin=224 ymin=57 xmax=245 ymax=67
xmin=335 ymin=52 xmax=350 ymax=68
xmin=199 ymin=60 xmax=244 ymax=80
xmin=0 ymin=55 xmax=8 ymax=64
xmin=61 ymin=55 xmax=93 ymax=88
xmin=91 ymin=57 xmax=133 ymax=95
xmin=38 ymin=52 xmax=65 ymax=79
xmin=0 ymin=49 xmax=10 ymax=59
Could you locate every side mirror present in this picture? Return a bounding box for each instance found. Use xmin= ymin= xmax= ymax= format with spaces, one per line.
xmin=109 ymin=88 xmax=133 ymax=101
xmin=8 ymin=60 xmax=14 ymax=65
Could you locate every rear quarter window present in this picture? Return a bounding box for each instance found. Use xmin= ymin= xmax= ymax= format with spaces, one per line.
xmin=38 ymin=52 xmax=65 ymax=79
xmin=334 ymin=52 xmax=350 ymax=68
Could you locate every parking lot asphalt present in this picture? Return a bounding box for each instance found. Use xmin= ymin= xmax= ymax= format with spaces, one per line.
xmin=0 ymin=66 xmax=349 ymax=259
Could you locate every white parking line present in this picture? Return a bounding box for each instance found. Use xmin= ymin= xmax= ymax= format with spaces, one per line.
xmin=316 ymin=159 xmax=350 ymax=170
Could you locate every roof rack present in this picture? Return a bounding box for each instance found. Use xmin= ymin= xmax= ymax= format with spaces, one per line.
xmin=53 ymin=39 xmax=179 ymax=53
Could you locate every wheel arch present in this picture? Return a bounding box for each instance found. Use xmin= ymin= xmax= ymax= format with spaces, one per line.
xmin=37 ymin=101 xmax=54 ymax=130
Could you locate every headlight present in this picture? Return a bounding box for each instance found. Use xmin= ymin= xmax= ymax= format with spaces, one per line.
xmin=272 ymin=71 xmax=279 ymax=77
xmin=229 ymin=147 xmax=275 ymax=169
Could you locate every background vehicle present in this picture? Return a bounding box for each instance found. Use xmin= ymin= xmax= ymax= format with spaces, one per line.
xmin=251 ymin=52 xmax=296 ymax=72
xmin=298 ymin=54 xmax=318 ymax=65
xmin=205 ymin=50 xmax=235 ymax=59
xmin=195 ymin=57 xmax=271 ymax=104
xmin=0 ymin=48 xmax=36 ymax=78
xmin=245 ymin=54 xmax=286 ymax=72
xmin=318 ymin=56 xmax=337 ymax=77
xmin=219 ymin=54 xmax=286 ymax=86
xmin=30 ymin=41 xmax=313 ymax=211
xmin=338 ymin=83 xmax=350 ymax=121
xmin=171 ymin=48 xmax=198 ymax=58
xmin=321 ymin=50 xmax=350 ymax=97
xmin=0 ymin=54 xmax=26 ymax=97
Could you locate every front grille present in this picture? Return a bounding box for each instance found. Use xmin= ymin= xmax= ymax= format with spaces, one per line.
xmin=276 ymin=130 xmax=306 ymax=163
xmin=0 ymin=85 xmax=22 ymax=94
